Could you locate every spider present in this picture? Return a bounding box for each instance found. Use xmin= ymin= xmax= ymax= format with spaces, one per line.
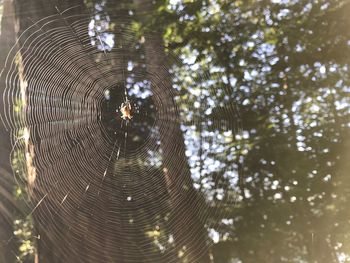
xmin=119 ymin=98 xmax=133 ymax=121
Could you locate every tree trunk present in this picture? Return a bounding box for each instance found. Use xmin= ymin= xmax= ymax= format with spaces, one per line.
xmin=134 ymin=1 xmax=211 ymax=262
xmin=0 ymin=0 xmax=18 ymax=262
xmin=12 ymin=1 xmax=86 ymax=262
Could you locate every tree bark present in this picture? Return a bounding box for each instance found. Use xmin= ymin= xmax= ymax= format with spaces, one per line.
xmin=0 ymin=0 xmax=18 ymax=262
xmin=134 ymin=1 xmax=211 ymax=262
xmin=12 ymin=1 xmax=86 ymax=262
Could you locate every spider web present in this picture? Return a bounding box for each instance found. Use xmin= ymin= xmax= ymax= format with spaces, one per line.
xmin=0 ymin=4 xmax=243 ymax=263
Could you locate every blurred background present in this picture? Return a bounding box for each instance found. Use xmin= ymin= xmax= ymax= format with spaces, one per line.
xmin=0 ymin=0 xmax=349 ymax=262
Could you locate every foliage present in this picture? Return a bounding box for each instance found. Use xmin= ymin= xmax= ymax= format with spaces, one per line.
xmin=154 ymin=0 xmax=350 ymax=262
xmin=1 ymin=0 xmax=350 ymax=262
